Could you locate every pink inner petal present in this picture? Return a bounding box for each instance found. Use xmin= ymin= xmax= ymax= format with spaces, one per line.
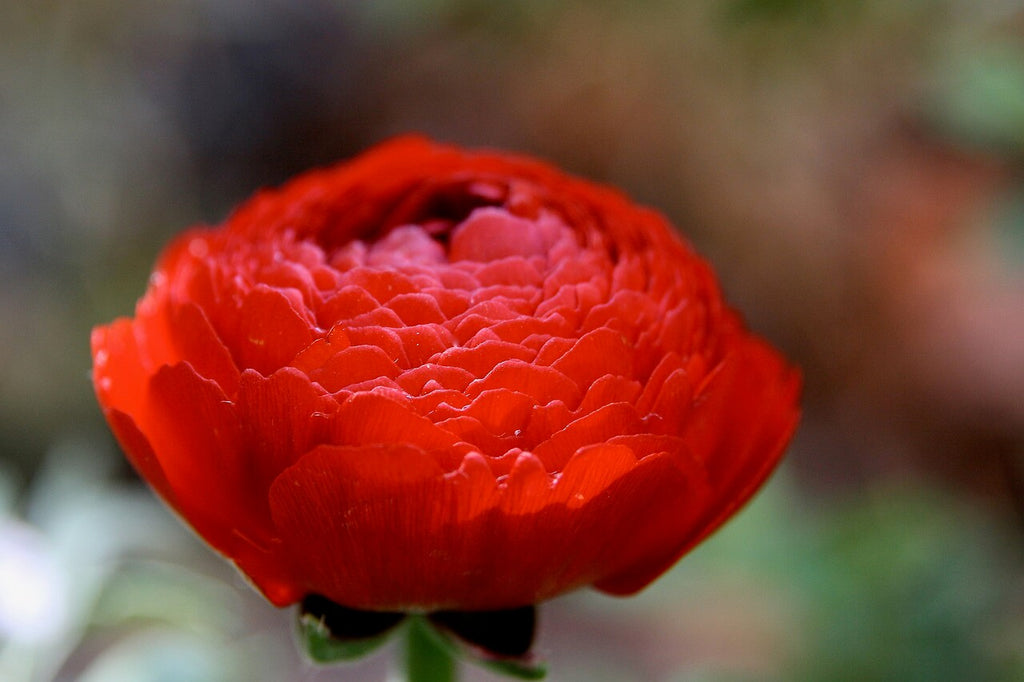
xmin=449 ymin=207 xmax=569 ymax=262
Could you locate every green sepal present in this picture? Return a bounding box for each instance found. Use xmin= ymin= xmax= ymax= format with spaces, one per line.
xmin=296 ymin=595 xmax=407 ymax=665
xmin=477 ymin=656 xmax=548 ymax=680
xmin=298 ymin=610 xmax=400 ymax=663
xmin=420 ymin=614 xmax=547 ymax=680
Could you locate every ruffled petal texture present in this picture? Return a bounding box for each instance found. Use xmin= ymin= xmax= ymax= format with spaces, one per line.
xmin=91 ymin=136 xmax=800 ymax=611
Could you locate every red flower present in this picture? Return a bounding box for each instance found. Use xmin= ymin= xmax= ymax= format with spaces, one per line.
xmin=91 ymin=137 xmax=799 ymax=613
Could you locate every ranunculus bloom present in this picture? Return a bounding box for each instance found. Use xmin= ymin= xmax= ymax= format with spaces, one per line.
xmin=91 ymin=137 xmax=799 ymax=613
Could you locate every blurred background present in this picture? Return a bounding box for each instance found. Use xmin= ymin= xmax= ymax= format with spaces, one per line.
xmin=2 ymin=0 xmax=1023 ymax=680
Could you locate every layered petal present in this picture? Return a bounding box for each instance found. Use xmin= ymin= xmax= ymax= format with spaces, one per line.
xmin=91 ymin=136 xmax=800 ymax=614
xmin=267 ymin=442 xmax=702 ymax=611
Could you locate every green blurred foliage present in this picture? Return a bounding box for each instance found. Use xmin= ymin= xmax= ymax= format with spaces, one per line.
xmin=722 ymin=0 xmax=866 ymax=26
xmin=990 ymin=191 xmax=1024 ymax=269
xmin=928 ymin=43 xmax=1024 ymax=156
xmin=529 ymin=470 xmax=1024 ymax=682
xmin=793 ymin=492 xmax=1022 ymax=681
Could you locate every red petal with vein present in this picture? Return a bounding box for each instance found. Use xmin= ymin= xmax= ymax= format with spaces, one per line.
xmin=232 ymin=285 xmax=318 ymax=375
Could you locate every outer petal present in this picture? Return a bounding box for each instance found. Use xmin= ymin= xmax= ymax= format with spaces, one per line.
xmin=268 ymin=441 xmax=708 ymax=611
xmin=268 ymin=443 xmax=448 ymax=610
xmin=164 ymin=303 xmax=240 ymax=395
xmin=97 ymin=361 xmax=301 ymax=606
xmin=593 ymin=340 xmax=801 ymax=595
xmin=103 ymin=408 xmax=176 ymax=508
xmin=92 ymin=318 xmax=147 ymax=415
xmin=140 ymin=363 xmax=300 ymax=597
xmin=235 ymin=367 xmax=340 ymax=499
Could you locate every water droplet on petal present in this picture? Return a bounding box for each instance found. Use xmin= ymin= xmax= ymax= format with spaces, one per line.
xmin=188 ymin=237 xmax=209 ymax=258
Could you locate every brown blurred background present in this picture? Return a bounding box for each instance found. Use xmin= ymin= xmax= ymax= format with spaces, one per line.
xmin=1 ymin=1 xmax=1022 ymax=681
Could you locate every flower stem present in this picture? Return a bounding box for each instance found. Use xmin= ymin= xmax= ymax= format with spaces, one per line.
xmin=405 ymin=616 xmax=457 ymax=682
